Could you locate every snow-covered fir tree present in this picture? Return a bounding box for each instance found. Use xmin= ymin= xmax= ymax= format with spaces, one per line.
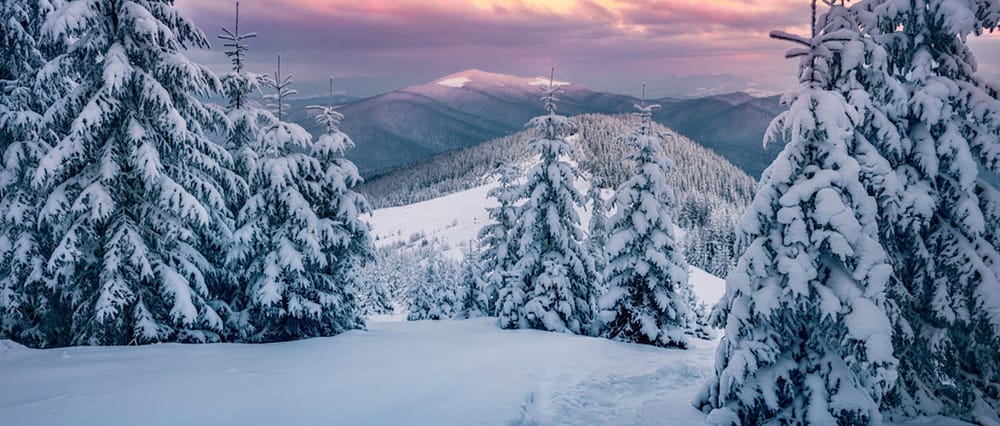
xmin=587 ymin=180 xmax=609 ymax=280
xmin=457 ymin=243 xmax=489 ymax=318
xmin=216 ymin=1 xmax=267 ymax=203
xmin=306 ymin=76 xmax=374 ymax=322
xmin=227 ymin=58 xmax=366 ymax=342
xmin=361 ymin=245 xmax=418 ymax=310
xmin=32 ymin=0 xmax=240 ymax=345
xmin=697 ymin=3 xmax=899 ymax=423
xmin=209 ymin=0 xmax=265 ymax=338
xmin=682 ymin=207 xmax=744 ymax=277
xmin=598 ymin=89 xmax=693 ymax=348
xmin=407 ymin=250 xmax=458 ymax=321
xmin=851 ymin=0 xmax=1000 ymax=421
xmin=358 ymin=273 xmax=394 ymax=317
xmin=0 ymin=0 xmax=63 ymax=346
xmin=479 ymin=163 xmax=520 ymax=319
xmin=498 ymin=70 xmax=599 ymax=334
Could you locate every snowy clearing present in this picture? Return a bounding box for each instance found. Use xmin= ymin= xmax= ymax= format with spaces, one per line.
xmin=0 ymin=319 xmax=969 ymax=426
xmin=0 ymin=318 xmax=712 ymax=426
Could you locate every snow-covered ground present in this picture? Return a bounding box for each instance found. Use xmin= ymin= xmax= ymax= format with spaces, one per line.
xmin=370 ymin=182 xmax=495 ymax=260
xmin=0 ymin=318 xmax=968 ymax=426
xmin=0 ymin=319 xmax=716 ymax=426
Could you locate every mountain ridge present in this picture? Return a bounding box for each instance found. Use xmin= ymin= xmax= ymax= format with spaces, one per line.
xmin=284 ymin=69 xmax=786 ymax=178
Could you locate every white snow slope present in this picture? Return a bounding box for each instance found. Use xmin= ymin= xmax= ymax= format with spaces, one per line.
xmin=0 ymin=184 xmax=968 ymax=426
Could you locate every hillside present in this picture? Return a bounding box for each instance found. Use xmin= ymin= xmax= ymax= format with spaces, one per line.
xmin=359 ymin=114 xmax=757 ymax=277
xmin=654 ymin=93 xmax=785 ymax=179
xmin=359 ymin=113 xmax=756 ymax=210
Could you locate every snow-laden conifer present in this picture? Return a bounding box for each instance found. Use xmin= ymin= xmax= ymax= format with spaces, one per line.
xmin=457 ymin=243 xmax=489 ymax=318
xmin=205 ymin=0 xmax=265 ymax=338
xmin=498 ymin=69 xmax=598 ymax=334
xmin=852 ymin=0 xmax=1000 ymax=421
xmin=587 ymin=181 xmax=609 ymax=283
xmin=598 ymin=87 xmax=693 ymax=348
xmin=697 ymin=3 xmax=898 ymax=423
xmin=0 ymin=0 xmax=63 ymax=346
xmin=227 ymin=59 xmax=366 ymax=342
xmin=407 ymin=251 xmax=458 ymax=321
xmin=33 ymin=0 xmax=238 ymax=345
xmin=216 ymin=0 xmax=265 ymax=197
xmin=480 ymin=163 xmax=520 ymax=320
xmin=307 ymin=76 xmax=374 ymax=321
xmin=357 ymin=267 xmax=394 ymax=317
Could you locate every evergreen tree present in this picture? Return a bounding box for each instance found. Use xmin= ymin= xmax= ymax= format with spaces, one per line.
xmin=358 ymin=267 xmax=394 ymax=317
xmin=227 ymin=57 xmax=365 ymax=342
xmin=499 ymin=69 xmax=598 ymax=334
xmin=598 ymin=88 xmax=693 ymax=348
xmin=307 ymin=76 xmax=374 ymax=323
xmin=407 ymin=251 xmax=457 ymax=321
xmin=216 ymin=0 xmax=266 ymax=209
xmin=853 ymin=0 xmax=1000 ymax=421
xmin=587 ymin=179 xmax=608 ymax=282
xmin=209 ymin=0 xmax=263 ymax=339
xmin=457 ymin=243 xmax=489 ymax=318
xmin=480 ymin=163 xmax=520 ymax=320
xmin=0 ymin=0 xmax=63 ymax=346
xmin=33 ymin=0 xmax=238 ymax=345
xmin=697 ymin=3 xmax=898 ymax=423
xmin=355 ymin=245 xmax=395 ymax=317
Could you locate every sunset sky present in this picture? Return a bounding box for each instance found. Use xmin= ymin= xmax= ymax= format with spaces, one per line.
xmin=176 ymin=0 xmax=1000 ymax=98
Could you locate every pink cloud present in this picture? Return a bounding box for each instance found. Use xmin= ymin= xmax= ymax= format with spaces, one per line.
xmin=175 ymin=0 xmax=1000 ymax=97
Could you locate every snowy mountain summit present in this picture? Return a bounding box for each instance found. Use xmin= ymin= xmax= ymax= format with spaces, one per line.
xmin=433 ymin=69 xmax=573 ymax=91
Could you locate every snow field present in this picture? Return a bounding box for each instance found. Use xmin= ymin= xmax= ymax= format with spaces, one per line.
xmin=0 ymin=318 xmax=713 ymax=426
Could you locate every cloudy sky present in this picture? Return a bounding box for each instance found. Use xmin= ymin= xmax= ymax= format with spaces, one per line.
xmin=176 ymin=0 xmax=1000 ymax=98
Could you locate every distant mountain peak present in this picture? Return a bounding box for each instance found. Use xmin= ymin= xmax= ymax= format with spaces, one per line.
xmin=432 ymin=69 xmax=573 ymax=90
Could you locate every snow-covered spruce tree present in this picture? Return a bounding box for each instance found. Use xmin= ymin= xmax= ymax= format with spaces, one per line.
xmin=481 ymin=163 xmax=521 ymax=321
xmin=31 ymin=0 xmax=241 ymax=345
xmin=357 ymin=266 xmax=394 ymax=317
xmin=696 ymin=3 xmax=898 ymax=423
xmin=0 ymin=0 xmax=64 ymax=346
xmin=227 ymin=58 xmax=365 ymax=342
xmin=850 ymin=1 xmax=1000 ymax=421
xmin=204 ymin=0 xmax=266 ymax=338
xmin=598 ymin=90 xmax=693 ymax=348
xmin=407 ymin=251 xmax=458 ymax=321
xmin=457 ymin=243 xmax=489 ymax=318
xmin=216 ymin=1 xmax=268 ymax=210
xmin=587 ymin=180 xmax=608 ymax=281
xmin=306 ymin=76 xmax=373 ymax=325
xmin=499 ymin=70 xmax=598 ymax=334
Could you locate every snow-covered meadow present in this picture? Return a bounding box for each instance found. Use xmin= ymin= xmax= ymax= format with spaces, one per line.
xmin=0 ymin=318 xmax=715 ymax=426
